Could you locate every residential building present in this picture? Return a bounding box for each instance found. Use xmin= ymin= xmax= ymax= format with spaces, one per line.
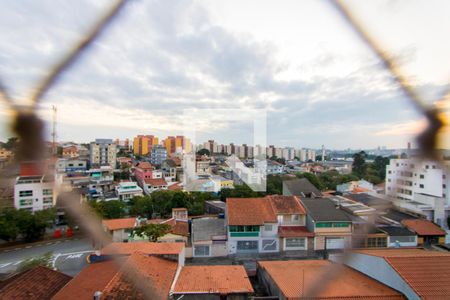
xmin=301 ymin=198 xmax=353 ymax=250
xmin=0 ymin=266 xmax=71 ymax=300
xmin=226 ymin=195 xmax=311 ymax=254
xmin=132 ymin=134 xmax=158 ymax=156
xmin=163 ymin=135 xmax=191 ymax=155
xmin=172 ymin=266 xmax=254 ymax=300
xmin=86 ymin=166 xmax=115 ymax=200
xmin=191 ymin=218 xmax=227 ymax=257
xmin=133 ymin=161 xmax=161 ymax=185
xmin=211 ymin=175 xmax=234 ymax=190
xmin=265 ymin=160 xmax=284 ymax=174
xmin=149 ymin=144 xmax=167 ymax=166
xmin=283 ymin=178 xmax=322 ymax=198
xmin=102 ymin=217 xmax=143 ymax=242
xmin=142 ymin=178 xmax=168 ymax=194
xmin=257 ymin=260 xmax=404 ymax=300
xmin=14 ymin=174 xmax=55 ymax=212
xmin=54 ymin=253 xmax=178 ymax=300
xmin=337 ymin=248 xmax=450 ymax=300
xmin=401 ymin=219 xmax=446 ymax=245
xmin=205 ymin=200 xmax=226 ymax=214
xmin=89 ymin=139 xmax=116 ymax=169
xmin=196 ymin=156 xmax=211 ymax=176
xmin=378 ymin=226 xmax=418 ymax=247
xmin=115 ymin=181 xmax=143 ymax=201
xmin=336 ymin=179 xmax=375 ymax=194
xmin=385 ymin=158 xmax=450 ymax=228
xmin=61 ymin=144 xmax=79 ymax=158
xmin=161 ymin=159 xmax=177 ymax=182
xmin=55 ymin=158 xmax=87 ymax=173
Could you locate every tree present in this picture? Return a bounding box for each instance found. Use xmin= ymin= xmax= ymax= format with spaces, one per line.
xmin=4 ymin=137 xmax=18 ymax=150
xmin=296 ymin=172 xmax=325 ymax=190
xmin=129 ymin=196 xmax=154 ymax=218
xmin=352 ymin=151 xmax=367 ymax=178
xmin=372 ymin=156 xmax=390 ymax=180
xmin=91 ymin=200 xmax=127 ymax=219
xmin=17 ymin=252 xmax=54 ymax=273
xmin=197 ymin=148 xmax=210 ymax=156
xmin=0 ymin=218 xmax=18 ymax=241
xmin=132 ymin=223 xmax=171 ymax=242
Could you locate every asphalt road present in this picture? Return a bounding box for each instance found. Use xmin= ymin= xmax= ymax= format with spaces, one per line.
xmin=0 ymin=237 xmax=94 ymax=277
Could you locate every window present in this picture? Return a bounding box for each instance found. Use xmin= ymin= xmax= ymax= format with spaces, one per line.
xmin=264 ymin=224 xmax=273 ymax=231
xmin=43 ymin=197 xmax=53 ymax=204
xmin=19 ymin=199 xmax=32 ymax=206
xmin=426 ymin=165 xmax=429 ymax=169
xmin=237 ymin=241 xmax=258 ymax=252
xmin=420 ymin=174 xmax=424 ymax=179
xmin=367 ymin=237 xmax=387 ymax=248
xmin=292 ymin=214 xmax=300 ymax=222
xmin=43 ymin=189 xmax=52 ymax=195
xmin=419 ymin=184 xmax=424 ymax=189
xmin=19 ymin=190 xmax=33 ymax=197
xmin=229 ymin=225 xmax=260 ymax=232
xmin=194 ymin=245 xmax=210 ymax=257
xmin=316 ymin=222 xmax=350 ymax=228
xmin=391 ymin=236 xmax=415 ymax=243
xmin=285 ymin=238 xmax=306 ymax=249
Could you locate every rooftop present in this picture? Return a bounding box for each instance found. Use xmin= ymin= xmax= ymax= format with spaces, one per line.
xmin=344 ymin=193 xmax=392 ymax=209
xmin=100 ymin=242 xmax=184 ymax=255
xmin=0 ymin=266 xmax=71 ymax=300
xmin=267 ymin=195 xmax=306 ymax=214
xmin=378 ymin=226 xmax=416 ymax=236
xmin=283 ymin=178 xmax=322 ymax=197
xmin=227 ymin=197 xmax=277 ymax=226
xmin=300 ymin=198 xmax=351 ymax=222
xmin=102 ymin=218 xmax=137 ymax=231
xmin=401 ymin=219 xmax=446 ymax=236
xmin=144 ymin=178 xmax=168 ymax=186
xmin=278 ymin=226 xmax=314 ymax=238
xmin=173 ymin=265 xmax=254 ymax=295
xmin=258 ymin=260 xmax=404 ymax=299
xmin=192 ymin=218 xmax=227 ymax=242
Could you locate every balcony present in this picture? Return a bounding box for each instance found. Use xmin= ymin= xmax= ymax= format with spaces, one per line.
xmin=230 ymin=232 xmax=259 ymax=237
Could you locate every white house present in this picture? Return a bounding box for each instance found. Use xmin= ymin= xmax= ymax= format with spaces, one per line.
xmin=14 ymin=175 xmax=55 ymax=212
xmin=115 ymin=181 xmax=143 ymax=202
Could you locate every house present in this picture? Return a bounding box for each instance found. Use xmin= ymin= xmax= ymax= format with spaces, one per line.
xmin=14 ymin=174 xmax=55 ymax=212
xmin=0 ymin=266 xmax=71 ymax=300
xmin=133 ymin=161 xmax=162 ymax=186
xmin=401 ymin=219 xmax=446 ymax=245
xmin=142 ymin=178 xmax=168 ymax=194
xmin=257 ymin=260 xmax=404 ymax=300
xmin=191 ymin=218 xmax=227 ymax=257
xmin=98 ymin=242 xmax=186 ymax=266
xmin=115 ymin=181 xmax=143 ymax=201
xmin=226 ymin=195 xmax=311 ymax=254
xmin=102 ymin=217 xmax=144 ymax=242
xmin=55 ymin=158 xmax=87 ymax=173
xmin=344 ymin=193 xmax=392 ymax=211
xmin=205 ymin=200 xmax=226 ymax=214
xmin=61 ymin=144 xmax=79 ymax=158
xmin=161 ymin=159 xmax=177 ymax=182
xmin=378 ymin=226 xmax=418 ymax=247
xmin=300 ymin=198 xmax=352 ymax=250
xmin=211 ymin=175 xmax=234 ymax=190
xmin=337 ymin=248 xmax=450 ymax=300
xmin=53 ymin=253 xmax=178 ymax=300
xmin=336 ymin=179 xmax=375 ymax=194
xmin=172 ymin=265 xmax=254 ymax=300
xmin=283 ymin=178 xmax=322 ymax=198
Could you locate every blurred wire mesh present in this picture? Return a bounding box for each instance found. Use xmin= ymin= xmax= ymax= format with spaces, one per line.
xmin=0 ymin=0 xmax=449 ymax=299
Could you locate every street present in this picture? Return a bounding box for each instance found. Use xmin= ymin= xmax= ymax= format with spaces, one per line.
xmin=0 ymin=237 xmax=94 ymax=277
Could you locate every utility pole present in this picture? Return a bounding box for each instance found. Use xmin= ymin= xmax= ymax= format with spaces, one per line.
xmin=52 ymin=105 xmax=57 ymax=156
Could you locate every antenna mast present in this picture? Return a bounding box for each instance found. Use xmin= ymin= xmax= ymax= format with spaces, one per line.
xmin=52 ymin=105 xmax=57 ymax=156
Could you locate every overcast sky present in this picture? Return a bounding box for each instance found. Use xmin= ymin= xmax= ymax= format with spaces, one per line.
xmin=0 ymin=0 xmax=449 ymax=149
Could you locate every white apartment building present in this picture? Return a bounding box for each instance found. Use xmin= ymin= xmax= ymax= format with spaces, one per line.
xmin=385 ymin=158 xmax=450 ymax=228
xmin=14 ymin=175 xmax=55 ymax=212
xmin=115 ymin=181 xmax=143 ymax=202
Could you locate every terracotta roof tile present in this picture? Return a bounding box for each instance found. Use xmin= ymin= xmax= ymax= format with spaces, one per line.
xmin=101 ymin=254 xmax=178 ymax=300
xmin=278 ymin=226 xmax=314 ymax=238
xmin=173 ymin=265 xmax=253 ymax=294
xmin=144 ymin=178 xmax=167 ymax=186
xmin=227 ymin=197 xmax=277 ymax=226
xmin=100 ymin=242 xmax=184 ymax=255
xmin=401 ymin=219 xmax=446 ymax=236
xmin=258 ymin=260 xmax=404 ymax=299
xmin=52 ymin=260 xmax=119 ymax=300
xmin=0 ymin=266 xmax=71 ymax=300
xmin=267 ymin=195 xmax=306 ymax=214
xmin=353 ymin=248 xmax=447 ymax=258
xmin=103 ymin=218 xmax=136 ymax=231
xmin=134 ymin=162 xmax=153 ymax=170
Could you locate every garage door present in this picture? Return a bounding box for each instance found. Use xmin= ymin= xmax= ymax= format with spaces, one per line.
xmin=237 ymin=241 xmax=258 ymax=253
xmin=326 ymin=237 xmax=345 ymax=249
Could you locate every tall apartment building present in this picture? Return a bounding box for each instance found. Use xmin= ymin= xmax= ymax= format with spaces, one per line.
xmin=90 ymin=139 xmax=116 ymax=169
xmin=385 ymin=158 xmax=450 ymax=228
xmin=150 ymin=145 xmax=168 ymax=166
xmin=133 ymin=135 xmax=158 ymax=156
xmin=163 ymin=136 xmax=191 ymax=155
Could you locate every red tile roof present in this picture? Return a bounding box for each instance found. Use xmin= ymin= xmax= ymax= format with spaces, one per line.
xmin=267 ymin=195 xmax=306 ymax=214
xmin=278 ymin=226 xmax=314 ymax=238
xmin=168 ymin=182 xmax=182 ymax=190
xmin=401 ymin=219 xmax=446 ymax=236
xmin=173 ymin=265 xmax=253 ymax=295
xmin=258 ymin=260 xmax=404 ymax=300
xmin=227 ymin=198 xmax=277 ymax=225
xmin=100 ymin=242 xmax=184 ymax=255
xmin=134 ymin=162 xmax=153 ymax=170
xmin=0 ymin=266 xmax=71 ymax=300
xmin=101 ymin=254 xmax=178 ymax=300
xmin=163 ymin=219 xmax=189 ymax=237
xmin=354 ymin=249 xmax=450 ymax=299
xmin=102 ymin=218 xmax=136 ymax=231
xmin=144 ymin=178 xmax=168 ymax=186
xmin=52 ymin=260 xmax=119 ymax=300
